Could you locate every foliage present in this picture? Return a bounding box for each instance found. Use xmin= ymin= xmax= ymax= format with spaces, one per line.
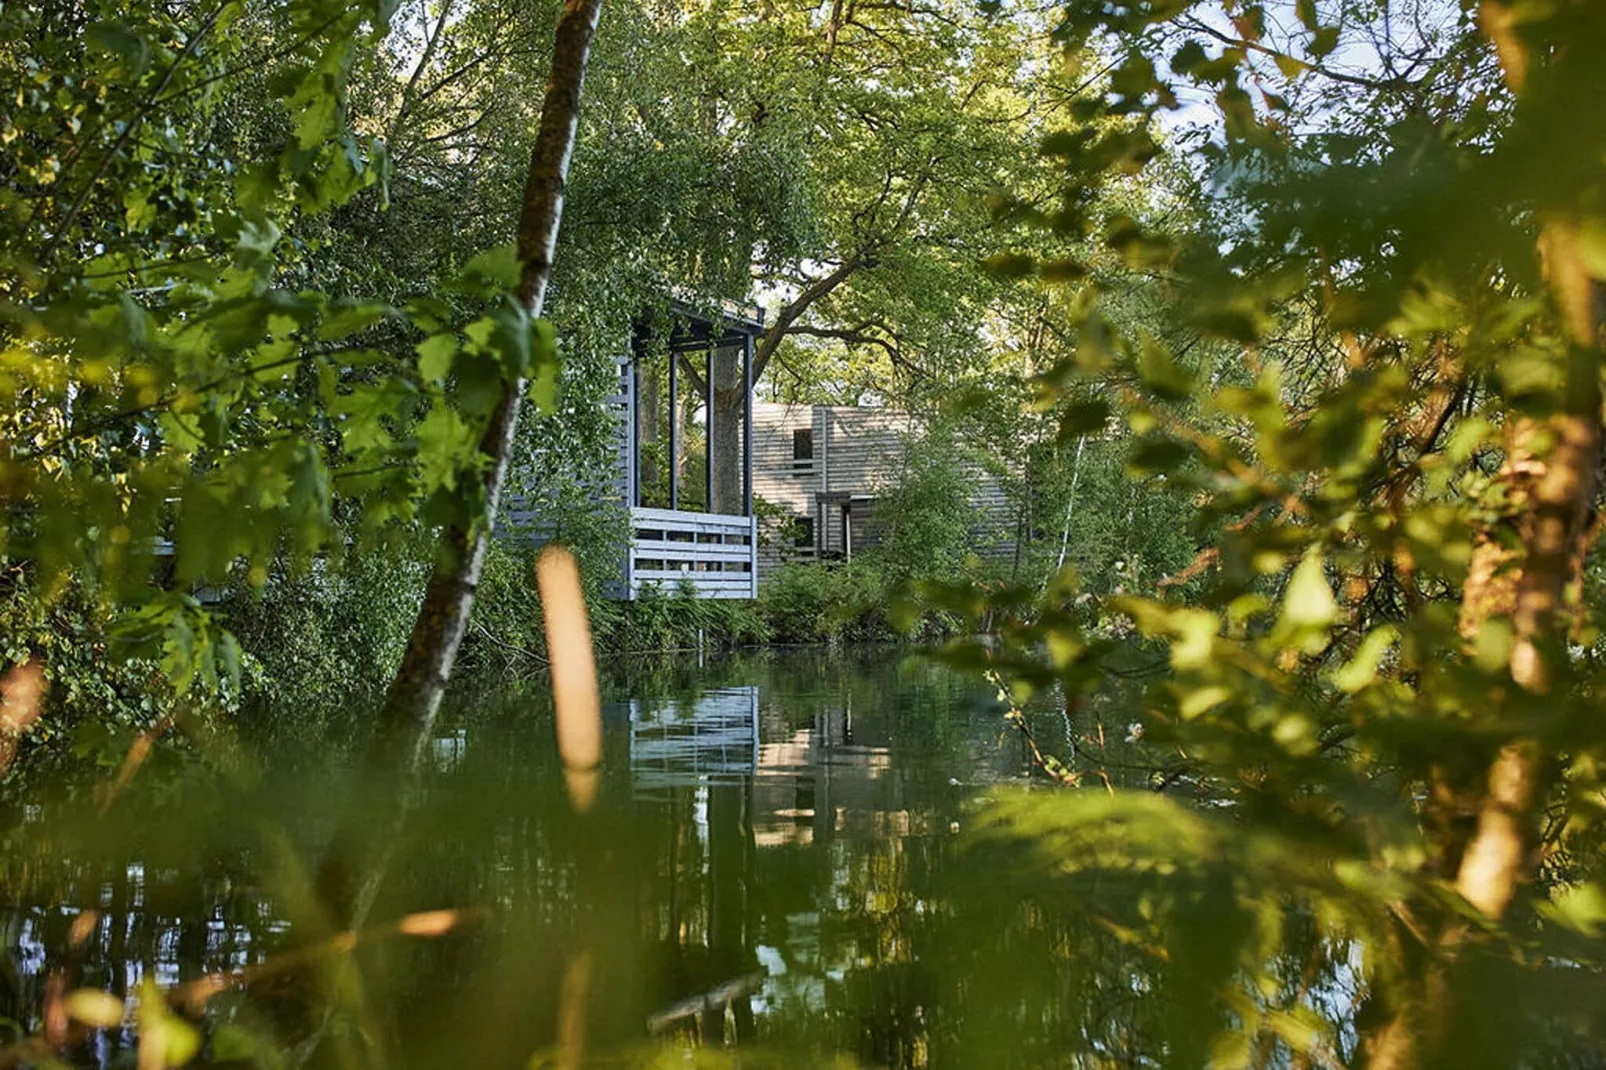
xmin=601 ymin=581 xmax=773 ymax=656
xmin=0 ymin=567 xmax=177 ymax=795
xmin=863 ymin=427 xmax=980 ymax=585
xmin=760 ymin=560 xmax=965 ymax=646
xmin=217 ymin=536 xmax=427 ymax=720
xmin=931 ymin=0 xmax=1606 ymax=1065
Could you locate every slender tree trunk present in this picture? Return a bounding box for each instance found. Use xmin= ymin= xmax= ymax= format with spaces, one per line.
xmin=1052 ymin=435 xmax=1086 ymax=576
xmin=1361 ymin=8 xmax=1604 ymax=1065
xmin=315 ymin=0 xmax=603 ymax=931
xmin=272 ymin=6 xmax=603 ymax=1051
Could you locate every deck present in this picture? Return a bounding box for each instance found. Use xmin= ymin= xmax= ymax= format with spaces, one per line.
xmin=624 ymin=506 xmax=757 ymax=600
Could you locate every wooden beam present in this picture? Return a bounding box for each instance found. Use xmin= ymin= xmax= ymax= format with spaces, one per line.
xmin=631 ymin=353 xmax=642 ymax=507
xmin=669 ymin=346 xmax=680 ymax=510
xmin=713 ymin=345 xmax=719 ymax=514
xmin=742 ymin=332 xmax=754 ymax=517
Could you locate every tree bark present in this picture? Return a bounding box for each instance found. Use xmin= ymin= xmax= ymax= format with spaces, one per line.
xmin=1361 ymin=8 xmax=1604 ymax=1066
xmin=639 ymin=358 xmax=660 ymax=501
xmin=710 ymin=346 xmax=744 ymax=514
xmin=302 ymin=0 xmax=604 ymax=998
xmin=1452 ymin=4 xmax=1603 ymax=930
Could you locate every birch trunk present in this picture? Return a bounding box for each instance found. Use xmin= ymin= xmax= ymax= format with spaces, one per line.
xmin=312 ymin=0 xmax=605 ymax=947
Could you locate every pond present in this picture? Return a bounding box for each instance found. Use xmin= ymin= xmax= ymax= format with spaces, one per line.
xmin=2 ymin=646 xmax=1166 ymax=1068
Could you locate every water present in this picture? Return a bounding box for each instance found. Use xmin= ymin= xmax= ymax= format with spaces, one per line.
xmin=2 ymin=647 xmax=1131 ymax=1068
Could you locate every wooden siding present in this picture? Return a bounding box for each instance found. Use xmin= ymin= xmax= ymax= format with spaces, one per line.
xmin=751 ymin=402 xmax=1017 ymax=569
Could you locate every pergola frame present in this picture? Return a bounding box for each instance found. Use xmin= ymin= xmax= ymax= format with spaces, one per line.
xmin=628 ymin=301 xmax=762 ymax=518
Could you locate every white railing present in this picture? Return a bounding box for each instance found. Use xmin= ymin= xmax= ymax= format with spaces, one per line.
xmin=628 ymin=686 xmax=760 ymax=793
xmin=626 ymin=506 xmax=757 ymax=600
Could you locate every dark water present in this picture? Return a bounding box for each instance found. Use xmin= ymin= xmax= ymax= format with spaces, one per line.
xmin=4 ymin=647 xmax=1160 ymax=1068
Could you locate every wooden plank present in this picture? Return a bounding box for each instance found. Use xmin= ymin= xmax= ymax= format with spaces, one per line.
xmin=632 ymin=543 xmax=752 ymax=560
xmin=631 ymin=505 xmax=751 ymax=529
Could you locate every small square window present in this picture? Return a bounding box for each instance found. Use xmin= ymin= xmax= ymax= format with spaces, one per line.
xmin=793 ymin=428 xmax=814 ymax=461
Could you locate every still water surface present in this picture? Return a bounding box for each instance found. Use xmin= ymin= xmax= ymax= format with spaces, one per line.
xmin=8 ymin=647 xmax=1144 ymax=1067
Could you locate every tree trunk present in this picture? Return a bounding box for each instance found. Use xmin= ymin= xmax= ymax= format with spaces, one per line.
xmin=277 ymin=1 xmax=604 ymax=1050
xmin=1360 ymin=8 xmax=1604 ymax=1065
xmin=710 ymin=347 xmax=744 ymax=515
xmin=639 ymin=358 xmax=660 ymax=502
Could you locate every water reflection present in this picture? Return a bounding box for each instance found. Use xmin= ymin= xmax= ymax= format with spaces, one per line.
xmin=2 ymin=649 xmax=1074 ymax=1067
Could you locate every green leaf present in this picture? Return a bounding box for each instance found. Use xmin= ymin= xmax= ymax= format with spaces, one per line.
xmin=1310 ymin=26 xmax=1340 ymax=58
xmin=85 ymin=21 xmax=150 ymax=77
xmin=1273 ymin=52 xmax=1307 ymax=78
xmin=123 ymin=186 xmax=156 ymax=230
xmin=1171 ymin=609 xmax=1219 ymax=671
xmin=1332 ymin=625 xmax=1398 ymax=692
xmin=984 ymin=252 xmax=1036 ymax=279
xmin=1137 ymin=334 xmax=1192 ymax=401
xmin=416 ymin=333 xmax=458 ymax=382
xmin=319 ymin=300 xmax=389 ymax=341
xmin=527 ymin=318 xmax=560 ymax=411
xmin=460 ymin=245 xmax=521 ymax=291
xmin=1171 ymin=40 xmax=1209 ymax=75
xmin=1542 ymin=882 xmax=1606 ymax=936
xmin=289 ymin=71 xmax=339 ymax=149
xmin=1472 ymin=619 xmax=1515 ymax=674
xmin=1059 ymin=399 xmax=1111 ymax=436
xmin=1279 ymin=551 xmax=1337 ymax=654
xmin=1127 ymin=434 xmax=1190 ymax=475
xmin=1575 ymin=218 xmax=1606 ymax=278
xmin=416 ymin=402 xmax=479 ymax=492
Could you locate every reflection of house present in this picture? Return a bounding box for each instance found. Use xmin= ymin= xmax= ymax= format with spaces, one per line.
xmin=750 ymin=704 xmax=897 ymax=849
xmin=608 ymin=686 xmax=905 ymax=848
xmin=622 ymin=687 xmax=761 ymax=795
xmin=750 ymin=402 xmax=1013 ymax=571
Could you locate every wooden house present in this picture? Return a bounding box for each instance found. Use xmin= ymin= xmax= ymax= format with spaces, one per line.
xmin=749 ymin=402 xmax=1014 ymax=571
xmin=504 ymin=302 xmax=765 ymax=599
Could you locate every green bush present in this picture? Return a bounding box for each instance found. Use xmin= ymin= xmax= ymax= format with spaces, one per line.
xmin=601 ymin=580 xmax=772 ymax=654
xmin=759 ymin=560 xmax=962 ymax=645
xmin=0 ymin=567 xmax=183 ymax=794
xmin=218 ymin=541 xmax=427 ymax=721
xmin=870 ymin=428 xmax=981 ymax=584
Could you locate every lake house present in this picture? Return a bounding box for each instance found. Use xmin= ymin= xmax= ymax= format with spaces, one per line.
xmin=749 ymin=402 xmax=1014 ymax=571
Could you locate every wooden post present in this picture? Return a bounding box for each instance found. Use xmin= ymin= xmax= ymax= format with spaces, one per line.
xmin=631 ymin=356 xmax=642 ymax=506
xmin=742 ymin=331 xmax=754 ymax=517
xmin=669 ymin=346 xmax=680 ymax=510
xmin=713 ymin=342 xmax=719 ymax=507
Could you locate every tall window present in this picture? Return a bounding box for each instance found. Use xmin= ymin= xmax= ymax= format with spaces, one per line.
xmin=793 ymin=428 xmax=814 ymax=461
xmin=793 ymin=516 xmax=815 ymax=548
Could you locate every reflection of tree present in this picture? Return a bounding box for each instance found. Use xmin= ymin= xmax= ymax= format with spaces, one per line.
xmin=25 ymin=651 xmax=1578 ymax=1067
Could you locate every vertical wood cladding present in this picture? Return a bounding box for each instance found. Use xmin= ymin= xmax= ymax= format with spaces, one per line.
xmin=751 ymin=402 xmax=1015 ymax=574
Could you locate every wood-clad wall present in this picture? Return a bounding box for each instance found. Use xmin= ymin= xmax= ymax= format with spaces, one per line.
xmin=751 ymin=402 xmax=1016 ymax=573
